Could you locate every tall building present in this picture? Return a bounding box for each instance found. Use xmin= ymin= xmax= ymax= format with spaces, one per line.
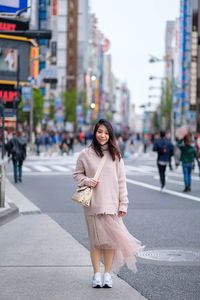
xmin=194 ymin=0 xmax=200 ymax=131
xmin=179 ymin=0 xmax=192 ymax=127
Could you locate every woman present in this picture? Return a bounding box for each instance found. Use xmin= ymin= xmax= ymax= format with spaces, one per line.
xmin=73 ymin=119 xmax=144 ymax=288
xmin=178 ymin=134 xmax=197 ymax=192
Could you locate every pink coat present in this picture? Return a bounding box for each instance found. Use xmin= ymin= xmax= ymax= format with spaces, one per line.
xmin=73 ymin=147 xmax=129 ymax=215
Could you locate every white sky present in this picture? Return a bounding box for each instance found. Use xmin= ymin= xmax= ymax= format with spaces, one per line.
xmin=90 ymin=0 xmax=180 ymax=113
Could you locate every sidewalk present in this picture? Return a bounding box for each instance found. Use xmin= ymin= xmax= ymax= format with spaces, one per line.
xmin=0 ymin=179 xmax=147 ymax=300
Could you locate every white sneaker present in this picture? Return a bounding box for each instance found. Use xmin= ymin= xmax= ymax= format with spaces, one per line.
xmin=102 ymin=272 xmax=112 ymax=288
xmin=92 ymin=272 xmax=102 ymax=288
xmin=161 ymin=186 xmax=166 ymax=193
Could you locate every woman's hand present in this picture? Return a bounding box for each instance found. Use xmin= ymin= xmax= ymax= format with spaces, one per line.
xmin=89 ymin=178 xmax=99 ymax=188
xmin=118 ymin=211 xmax=126 ymax=217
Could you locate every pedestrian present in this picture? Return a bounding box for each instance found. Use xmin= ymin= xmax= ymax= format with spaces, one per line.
xmin=153 ymin=130 xmax=174 ymax=192
xmin=177 ymin=134 xmax=197 ymax=192
xmin=60 ymin=132 xmax=70 ymax=155
xmin=35 ymin=133 xmax=42 ymax=155
xmin=73 ymin=119 xmax=144 ymax=288
xmin=117 ymin=135 xmax=126 ymax=158
xmin=7 ymin=131 xmax=27 ymax=183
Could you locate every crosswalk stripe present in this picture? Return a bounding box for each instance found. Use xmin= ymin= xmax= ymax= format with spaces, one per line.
xmin=23 ymin=166 xmax=32 ymax=172
xmin=51 ymin=166 xmax=70 ymax=172
xmin=33 ymin=166 xmax=51 ymax=172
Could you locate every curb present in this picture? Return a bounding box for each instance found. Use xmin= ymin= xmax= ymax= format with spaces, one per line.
xmin=0 ymin=202 xmax=19 ymax=226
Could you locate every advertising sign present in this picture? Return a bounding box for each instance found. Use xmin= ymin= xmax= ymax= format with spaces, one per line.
xmin=0 ymin=17 xmax=29 ymax=30
xmin=21 ymin=85 xmax=31 ymax=112
xmin=0 ymin=46 xmax=18 ymax=72
xmin=0 ymin=83 xmax=17 ymax=128
xmin=0 ymin=38 xmax=30 ymax=82
xmin=0 ymin=84 xmax=17 ymax=103
xmin=30 ymin=46 xmax=39 ymax=79
xmin=0 ymin=0 xmax=29 ymax=13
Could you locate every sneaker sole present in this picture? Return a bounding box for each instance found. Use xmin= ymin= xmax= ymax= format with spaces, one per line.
xmin=92 ymin=285 xmax=102 ymax=288
xmin=103 ymin=284 xmax=112 ymax=288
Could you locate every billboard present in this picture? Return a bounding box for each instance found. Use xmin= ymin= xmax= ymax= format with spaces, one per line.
xmin=0 ymin=0 xmax=29 ymax=13
xmin=0 ymin=38 xmax=30 ymax=82
xmin=0 ymin=47 xmax=18 ymax=72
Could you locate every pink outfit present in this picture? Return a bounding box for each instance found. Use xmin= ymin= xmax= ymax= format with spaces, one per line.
xmin=73 ymin=147 xmax=128 ymax=215
xmin=73 ymin=146 xmax=144 ymax=273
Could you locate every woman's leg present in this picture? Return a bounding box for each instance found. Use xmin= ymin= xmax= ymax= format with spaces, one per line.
xmin=18 ymin=161 xmax=23 ymax=182
xmin=103 ymin=249 xmax=115 ymax=273
xmin=158 ymin=164 xmax=166 ymax=188
xmin=187 ymin=164 xmax=193 ymax=190
xmin=90 ymin=247 xmax=101 ymax=273
xmin=182 ymin=164 xmax=188 ymax=188
xmin=12 ymin=159 xmax=18 ymax=183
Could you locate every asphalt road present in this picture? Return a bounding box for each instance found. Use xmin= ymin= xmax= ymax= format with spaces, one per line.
xmin=9 ymin=152 xmax=200 ymax=300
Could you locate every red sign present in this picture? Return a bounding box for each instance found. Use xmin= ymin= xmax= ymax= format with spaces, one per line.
xmin=0 ymin=90 xmax=18 ymax=102
xmin=0 ymin=119 xmax=16 ymax=128
xmin=52 ymin=0 xmax=58 ymax=16
xmin=0 ymin=18 xmax=28 ymax=31
xmin=0 ymin=22 xmax=16 ymax=31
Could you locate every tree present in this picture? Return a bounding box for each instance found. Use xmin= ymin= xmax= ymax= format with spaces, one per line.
xmin=33 ymin=89 xmax=44 ymax=128
xmin=18 ymin=88 xmax=44 ymax=129
xmin=63 ymin=89 xmax=77 ymax=123
xmin=160 ymin=79 xmax=172 ymax=130
xmin=152 ymin=110 xmax=160 ymax=132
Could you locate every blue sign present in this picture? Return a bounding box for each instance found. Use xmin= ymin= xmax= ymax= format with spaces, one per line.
xmin=21 ymin=86 xmax=31 ymax=112
xmin=0 ymin=0 xmax=28 ymax=13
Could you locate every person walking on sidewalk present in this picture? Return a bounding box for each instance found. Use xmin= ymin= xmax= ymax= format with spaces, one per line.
xmin=153 ymin=130 xmax=174 ymax=192
xmin=177 ymin=134 xmax=197 ymax=192
xmin=73 ymin=119 xmax=144 ymax=289
xmin=7 ymin=131 xmax=27 ymax=183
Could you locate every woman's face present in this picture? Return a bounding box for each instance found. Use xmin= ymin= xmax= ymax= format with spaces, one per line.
xmin=96 ymin=124 xmax=109 ymax=145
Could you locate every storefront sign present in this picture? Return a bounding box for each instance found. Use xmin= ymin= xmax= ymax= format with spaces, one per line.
xmin=0 ymin=17 xmax=29 ymax=31
xmin=0 ymin=90 xmax=17 ymax=102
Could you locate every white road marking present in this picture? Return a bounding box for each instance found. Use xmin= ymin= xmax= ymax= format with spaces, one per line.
xmin=33 ymin=166 xmax=51 ymax=172
xmin=7 ymin=172 xmax=71 ymax=176
xmin=51 ymin=166 xmax=70 ymax=172
xmin=154 ymin=175 xmax=183 ymax=185
xmin=23 ymin=166 xmax=32 ymax=172
xmin=127 ymin=178 xmax=200 ymax=202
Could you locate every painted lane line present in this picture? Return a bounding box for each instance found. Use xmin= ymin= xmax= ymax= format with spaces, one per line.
xmin=126 ymin=178 xmax=200 ymax=202
xmin=155 ymin=174 xmax=200 ymax=182
xmin=154 ymin=175 xmax=183 ymax=186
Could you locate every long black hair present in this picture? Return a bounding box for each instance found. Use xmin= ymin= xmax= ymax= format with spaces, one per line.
xmin=91 ymin=119 xmax=121 ymax=161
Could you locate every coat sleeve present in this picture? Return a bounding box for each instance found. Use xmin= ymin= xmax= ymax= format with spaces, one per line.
xmin=73 ymin=152 xmax=91 ymax=187
xmin=117 ymin=158 xmax=129 ymax=213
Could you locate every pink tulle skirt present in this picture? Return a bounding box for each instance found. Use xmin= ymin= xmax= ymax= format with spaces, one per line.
xmin=85 ymin=214 xmax=145 ymax=273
